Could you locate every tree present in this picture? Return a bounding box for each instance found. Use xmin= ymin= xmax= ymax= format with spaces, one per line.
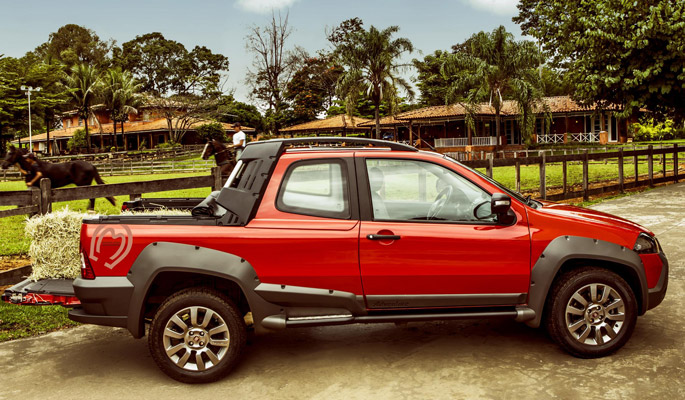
xmin=514 ymin=0 xmax=685 ymax=122
xmin=102 ymin=68 xmax=141 ymax=150
xmin=35 ymin=24 xmax=113 ymax=68
xmin=284 ymin=53 xmax=342 ymax=122
xmin=64 ymin=63 xmax=101 ymax=149
xmin=441 ymin=26 xmax=544 ymax=146
xmin=146 ymin=95 xmax=217 ymax=144
xmin=216 ymin=94 xmax=264 ymax=132
xmin=334 ymin=24 xmax=414 ymax=139
xmin=412 ymin=50 xmax=451 ymax=106
xmin=245 ymin=12 xmax=301 ymax=134
xmin=119 ymin=33 xmax=228 ymax=97
xmin=24 ymin=60 xmax=71 ymax=155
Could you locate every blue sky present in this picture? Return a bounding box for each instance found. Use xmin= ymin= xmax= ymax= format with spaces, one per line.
xmin=0 ymin=0 xmax=522 ymax=103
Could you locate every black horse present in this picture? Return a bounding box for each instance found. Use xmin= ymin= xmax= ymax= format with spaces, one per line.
xmin=201 ymin=139 xmax=236 ymax=178
xmin=1 ymin=146 xmax=30 ymax=176
xmin=2 ymin=145 xmax=115 ymax=210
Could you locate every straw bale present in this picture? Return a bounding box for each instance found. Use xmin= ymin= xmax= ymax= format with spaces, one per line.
xmin=25 ymin=208 xmax=86 ymax=281
xmin=26 ymin=208 xmax=191 ymax=281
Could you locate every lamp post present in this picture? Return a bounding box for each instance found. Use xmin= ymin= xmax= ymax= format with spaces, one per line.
xmin=20 ymin=85 xmax=41 ymax=151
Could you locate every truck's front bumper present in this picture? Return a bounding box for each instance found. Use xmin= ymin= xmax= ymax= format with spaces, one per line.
xmin=646 ymin=252 xmax=668 ymax=311
xmin=68 ymin=277 xmax=134 ymax=329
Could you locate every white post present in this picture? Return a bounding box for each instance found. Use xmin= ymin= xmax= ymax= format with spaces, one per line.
xmin=27 ymin=89 xmax=32 ymax=149
xmin=21 ymin=86 xmax=40 ymax=151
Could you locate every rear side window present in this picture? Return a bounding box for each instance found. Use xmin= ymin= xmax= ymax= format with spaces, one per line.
xmin=276 ymin=160 xmax=350 ymax=219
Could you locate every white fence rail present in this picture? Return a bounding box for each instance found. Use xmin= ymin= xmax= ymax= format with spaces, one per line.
xmin=435 ymin=136 xmax=498 ymax=148
xmin=571 ymin=132 xmax=601 ymax=143
xmin=435 ymin=138 xmax=468 ymax=148
xmin=536 ymin=134 xmax=565 ymax=144
xmin=472 ymin=136 xmax=498 ymax=146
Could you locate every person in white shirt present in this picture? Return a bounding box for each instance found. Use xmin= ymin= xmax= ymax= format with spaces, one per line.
xmin=230 ymin=123 xmax=246 ymax=160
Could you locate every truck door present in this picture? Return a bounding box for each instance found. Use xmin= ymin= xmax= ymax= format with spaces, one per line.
xmin=245 ymin=155 xmax=363 ymax=295
xmin=357 ymin=156 xmax=531 ymax=309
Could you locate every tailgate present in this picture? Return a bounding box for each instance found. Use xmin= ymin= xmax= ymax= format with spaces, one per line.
xmin=2 ymin=278 xmax=80 ymax=306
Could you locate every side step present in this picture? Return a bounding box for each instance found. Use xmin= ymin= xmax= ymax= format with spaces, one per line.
xmin=2 ymin=278 xmax=80 ymax=306
xmin=261 ymin=307 xmax=535 ymax=330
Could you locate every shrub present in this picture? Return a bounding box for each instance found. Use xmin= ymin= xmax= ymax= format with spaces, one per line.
xmin=67 ymin=129 xmax=87 ymax=151
xmin=155 ymin=142 xmax=181 ymax=149
xmin=197 ymin=122 xmax=228 ymax=142
xmin=631 ymin=118 xmax=675 ymax=141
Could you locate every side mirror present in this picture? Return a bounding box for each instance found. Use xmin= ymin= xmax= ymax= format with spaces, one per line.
xmin=491 ymin=193 xmax=511 ymax=215
xmin=493 ymin=193 xmax=515 ymax=225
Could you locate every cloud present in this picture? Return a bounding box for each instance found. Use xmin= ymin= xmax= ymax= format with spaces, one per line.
xmin=461 ymin=0 xmax=519 ymax=16
xmin=235 ymin=0 xmax=299 ymax=13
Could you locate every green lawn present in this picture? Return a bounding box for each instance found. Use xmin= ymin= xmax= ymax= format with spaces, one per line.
xmin=0 ymin=172 xmax=212 ymax=256
xmin=0 ymin=301 xmax=79 ymax=342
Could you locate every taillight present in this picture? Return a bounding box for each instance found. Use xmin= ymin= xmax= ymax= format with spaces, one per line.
xmin=121 ymin=204 xmax=128 ymax=211
xmin=80 ymin=251 xmax=96 ymax=279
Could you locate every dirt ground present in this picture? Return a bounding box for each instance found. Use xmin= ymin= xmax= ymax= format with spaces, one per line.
xmin=0 ymin=255 xmax=30 ymax=272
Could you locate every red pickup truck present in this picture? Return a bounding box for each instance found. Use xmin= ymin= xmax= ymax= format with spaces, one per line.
xmin=4 ymin=138 xmax=668 ymax=383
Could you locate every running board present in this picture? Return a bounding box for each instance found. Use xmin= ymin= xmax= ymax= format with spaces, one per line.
xmin=261 ymin=307 xmax=535 ymax=330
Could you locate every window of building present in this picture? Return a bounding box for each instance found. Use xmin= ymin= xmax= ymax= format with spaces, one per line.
xmin=78 ymin=117 xmax=83 ymax=126
xmin=276 ymin=160 xmax=350 ymax=219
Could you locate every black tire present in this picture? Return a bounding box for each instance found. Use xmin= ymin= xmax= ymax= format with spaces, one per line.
xmin=544 ymin=267 xmax=637 ymax=358
xmin=148 ymin=288 xmax=247 ymax=383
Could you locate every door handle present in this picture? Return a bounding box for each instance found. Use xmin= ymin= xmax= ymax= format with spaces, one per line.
xmin=366 ymin=234 xmax=401 ymax=241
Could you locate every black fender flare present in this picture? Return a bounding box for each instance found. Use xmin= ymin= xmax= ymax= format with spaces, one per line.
xmin=125 ymin=242 xmax=281 ymax=337
xmin=527 ymin=235 xmax=647 ymax=328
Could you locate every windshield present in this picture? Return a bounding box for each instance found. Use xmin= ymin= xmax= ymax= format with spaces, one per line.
xmin=442 ymin=154 xmax=541 ymax=209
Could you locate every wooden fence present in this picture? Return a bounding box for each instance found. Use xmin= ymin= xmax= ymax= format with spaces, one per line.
xmin=0 ymin=167 xmax=222 ymax=218
xmin=2 ymin=159 xmax=217 ymax=181
xmin=462 ymin=144 xmax=682 ymax=201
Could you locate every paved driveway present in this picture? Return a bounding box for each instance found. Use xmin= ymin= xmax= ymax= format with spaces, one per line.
xmin=1 ymin=184 xmax=684 ymax=399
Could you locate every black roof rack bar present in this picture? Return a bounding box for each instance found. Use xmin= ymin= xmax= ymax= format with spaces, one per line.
xmin=257 ymin=136 xmax=418 ymax=152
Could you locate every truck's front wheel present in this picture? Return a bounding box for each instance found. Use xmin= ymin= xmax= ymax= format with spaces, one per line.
xmin=149 ymin=288 xmax=246 ymax=383
xmin=545 ymin=267 xmax=637 ymax=358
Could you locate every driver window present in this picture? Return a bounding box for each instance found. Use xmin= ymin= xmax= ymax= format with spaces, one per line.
xmin=365 ymin=159 xmax=494 ymax=222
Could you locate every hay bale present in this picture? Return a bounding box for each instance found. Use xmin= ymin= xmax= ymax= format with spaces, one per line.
xmin=25 ymin=208 xmax=87 ymax=281
xmin=26 ymin=208 xmax=191 ymax=281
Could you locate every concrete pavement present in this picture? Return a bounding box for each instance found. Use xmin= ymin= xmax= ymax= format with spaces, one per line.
xmin=1 ymin=183 xmax=684 ymax=399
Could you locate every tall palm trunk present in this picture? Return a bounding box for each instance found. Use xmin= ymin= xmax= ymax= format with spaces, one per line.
xmin=374 ymin=105 xmax=381 ymax=140
xmin=495 ymin=108 xmax=502 ymax=149
xmin=121 ymin=121 xmax=126 ymax=150
xmin=84 ymin=115 xmax=90 ymax=150
xmin=111 ymin=118 xmax=117 ymax=152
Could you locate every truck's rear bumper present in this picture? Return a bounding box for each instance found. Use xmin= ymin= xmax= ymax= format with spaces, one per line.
xmin=68 ymin=277 xmax=134 ymax=328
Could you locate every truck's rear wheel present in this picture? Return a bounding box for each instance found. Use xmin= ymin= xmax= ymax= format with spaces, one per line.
xmin=545 ymin=267 xmax=637 ymax=358
xmin=149 ymin=288 xmax=246 ymax=383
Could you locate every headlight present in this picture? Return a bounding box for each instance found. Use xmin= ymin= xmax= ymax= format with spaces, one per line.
xmin=634 ymin=233 xmax=660 ymax=254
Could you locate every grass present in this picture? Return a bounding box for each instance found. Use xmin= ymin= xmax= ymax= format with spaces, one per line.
xmin=0 ymin=172 xmax=212 ymax=256
xmin=0 ymin=301 xmax=79 ymax=341
xmin=484 ymin=160 xmax=667 ymax=193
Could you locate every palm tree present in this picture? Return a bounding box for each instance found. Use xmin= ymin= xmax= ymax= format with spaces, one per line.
xmin=441 ymin=25 xmax=543 ymax=146
xmin=116 ymin=71 xmax=141 ymax=150
xmin=335 ymin=25 xmax=414 ymax=139
xmin=64 ymin=63 xmax=100 ymax=149
xmin=102 ymin=68 xmax=140 ymax=151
